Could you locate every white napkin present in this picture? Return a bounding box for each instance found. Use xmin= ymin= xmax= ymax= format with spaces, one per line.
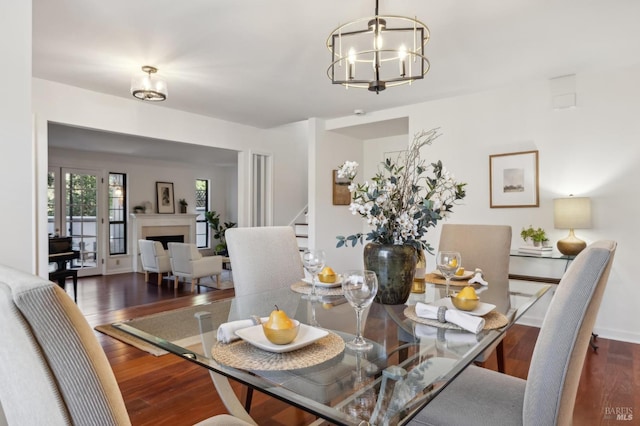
xmin=414 ymin=324 xmax=479 ymax=345
xmin=216 ymin=317 xmax=268 ymax=343
xmin=468 ymin=268 xmax=488 ymax=286
xmin=415 ymin=302 xmax=485 ymax=334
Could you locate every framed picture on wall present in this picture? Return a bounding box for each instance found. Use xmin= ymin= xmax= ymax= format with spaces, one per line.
xmin=489 ymin=150 xmax=539 ymax=208
xmin=332 ymin=170 xmax=352 ymax=205
xmin=156 ymin=181 xmax=175 ymax=214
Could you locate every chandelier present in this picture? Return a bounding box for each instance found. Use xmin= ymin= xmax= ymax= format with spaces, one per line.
xmin=131 ymin=66 xmax=167 ymax=101
xmin=326 ymin=0 xmax=430 ymax=93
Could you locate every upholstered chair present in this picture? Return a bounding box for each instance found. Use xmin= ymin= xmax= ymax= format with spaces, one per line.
xmin=408 ymin=240 xmax=617 ymax=426
xmin=437 ymin=224 xmax=512 ymax=372
xmin=168 ymin=242 xmax=222 ymax=292
xmin=0 ymin=264 xmax=251 ymax=426
xmin=225 ymin=226 xmax=304 ymax=298
xmin=138 ymin=239 xmax=172 ymax=286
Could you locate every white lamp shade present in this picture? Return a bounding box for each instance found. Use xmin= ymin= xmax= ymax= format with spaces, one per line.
xmin=554 ymin=197 xmax=592 ymax=229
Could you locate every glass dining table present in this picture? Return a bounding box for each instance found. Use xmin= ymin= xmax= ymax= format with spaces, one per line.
xmin=114 ymin=280 xmax=550 ymax=425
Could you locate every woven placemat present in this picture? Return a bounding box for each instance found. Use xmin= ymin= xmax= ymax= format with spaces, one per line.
xmin=290 ymin=282 xmax=344 ymax=296
xmin=404 ymin=305 xmax=508 ymax=331
xmin=211 ymin=331 xmax=344 ymax=371
xmin=423 ymin=273 xmax=472 ymax=287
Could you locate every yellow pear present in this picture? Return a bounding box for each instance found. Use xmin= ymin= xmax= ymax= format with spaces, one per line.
xmin=265 ymin=305 xmax=294 ymax=330
xmin=456 ymin=285 xmax=478 ymax=300
xmin=455 ymin=267 xmax=465 ymax=276
xmin=318 ymin=266 xmax=337 ymax=283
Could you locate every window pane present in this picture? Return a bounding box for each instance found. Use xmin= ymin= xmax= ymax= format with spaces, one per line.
xmin=108 ymin=173 xmax=127 ymax=255
xmin=196 ymin=179 xmax=209 ymax=248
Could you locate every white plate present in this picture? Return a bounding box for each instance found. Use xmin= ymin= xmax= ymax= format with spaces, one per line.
xmin=432 ymin=297 xmax=496 ymax=316
xmin=234 ymin=324 xmax=329 ymax=353
xmin=431 ymin=269 xmax=475 ymax=280
xmin=301 ymin=276 xmax=343 ymax=288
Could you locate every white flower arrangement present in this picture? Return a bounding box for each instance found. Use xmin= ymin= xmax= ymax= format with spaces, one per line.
xmin=336 ymin=128 xmax=467 ymax=253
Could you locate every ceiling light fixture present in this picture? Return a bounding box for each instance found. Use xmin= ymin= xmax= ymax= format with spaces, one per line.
xmin=326 ymin=0 xmax=430 ymax=93
xmin=131 ymin=65 xmax=167 ymax=101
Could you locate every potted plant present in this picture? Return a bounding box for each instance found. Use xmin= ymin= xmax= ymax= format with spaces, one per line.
xmin=335 ymin=128 xmax=467 ymax=304
xmin=521 ymin=226 xmax=548 ymax=247
xmin=205 ymin=210 xmax=237 ymax=255
xmin=178 ymin=199 xmax=188 ymax=214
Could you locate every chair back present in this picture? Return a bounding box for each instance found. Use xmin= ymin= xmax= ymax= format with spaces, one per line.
xmin=139 ymin=239 xmax=165 ymax=269
xmin=523 ymin=240 xmax=616 ymax=426
xmin=168 ymin=242 xmax=201 ymax=274
xmin=0 ymin=265 xmax=131 ymax=425
xmin=438 ymin=224 xmax=512 ymax=313
xmin=226 ymin=226 xmax=304 ymax=297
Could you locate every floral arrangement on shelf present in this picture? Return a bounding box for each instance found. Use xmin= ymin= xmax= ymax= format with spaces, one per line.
xmin=335 ymin=128 xmax=467 ymax=253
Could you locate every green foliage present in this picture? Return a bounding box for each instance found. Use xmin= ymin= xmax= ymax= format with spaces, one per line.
xmin=205 ymin=211 xmax=237 ymax=254
xmin=520 ymin=225 xmax=548 ymax=243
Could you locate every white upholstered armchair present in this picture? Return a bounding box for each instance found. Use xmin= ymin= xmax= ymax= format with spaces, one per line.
xmin=138 ymin=239 xmax=172 ymax=286
xmin=168 ymin=242 xmax=223 ymax=292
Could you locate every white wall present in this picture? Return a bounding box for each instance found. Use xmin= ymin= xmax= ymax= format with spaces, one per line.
xmin=0 ymin=1 xmax=33 ymax=273
xmin=317 ymin=63 xmax=640 ymax=343
xmin=311 ymin=121 xmax=365 ymax=272
xmin=265 ymin=121 xmax=309 ymax=226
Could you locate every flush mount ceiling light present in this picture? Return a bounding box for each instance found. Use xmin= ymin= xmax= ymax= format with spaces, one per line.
xmin=326 ymin=0 xmax=430 ymax=93
xmin=131 ymin=65 xmax=167 ymax=101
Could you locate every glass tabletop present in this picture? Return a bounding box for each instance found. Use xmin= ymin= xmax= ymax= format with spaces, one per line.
xmin=114 ymin=281 xmax=550 ymax=425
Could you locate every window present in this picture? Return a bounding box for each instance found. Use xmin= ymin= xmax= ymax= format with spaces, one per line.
xmin=195 ymin=179 xmax=209 ymax=248
xmin=108 ymin=173 xmax=127 ymax=255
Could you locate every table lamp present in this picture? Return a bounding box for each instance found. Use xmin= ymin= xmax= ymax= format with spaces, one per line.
xmin=554 ymin=196 xmax=591 ymax=256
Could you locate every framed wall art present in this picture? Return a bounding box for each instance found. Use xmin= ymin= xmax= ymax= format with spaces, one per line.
xmin=489 ymin=150 xmax=539 ymax=208
xmin=332 ymin=170 xmax=352 ymax=205
xmin=156 ymin=181 xmax=175 ymax=214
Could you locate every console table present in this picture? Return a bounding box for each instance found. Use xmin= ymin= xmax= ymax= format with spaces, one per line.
xmin=508 ymin=250 xmax=599 ymax=350
xmin=508 ymin=250 xmax=574 ymax=284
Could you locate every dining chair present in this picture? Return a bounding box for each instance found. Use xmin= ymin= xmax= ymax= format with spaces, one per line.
xmin=0 ymin=264 xmax=251 ymax=426
xmin=168 ymin=242 xmax=223 ymax=292
xmin=438 ymin=224 xmax=514 ymax=373
xmin=437 ymin=223 xmax=512 ymax=372
xmin=225 ymin=226 xmax=304 ymax=298
xmin=138 ymin=239 xmax=172 ymax=286
xmin=408 ymin=240 xmax=617 ymax=426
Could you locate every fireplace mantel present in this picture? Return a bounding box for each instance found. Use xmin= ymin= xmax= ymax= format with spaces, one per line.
xmin=131 ymin=213 xmax=198 ymax=272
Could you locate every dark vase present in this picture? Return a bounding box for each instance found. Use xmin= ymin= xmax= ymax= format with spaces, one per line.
xmin=363 ymin=243 xmax=418 ymax=305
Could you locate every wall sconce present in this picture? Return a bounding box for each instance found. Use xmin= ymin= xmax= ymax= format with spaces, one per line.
xmin=554 ymin=196 xmax=591 ymax=256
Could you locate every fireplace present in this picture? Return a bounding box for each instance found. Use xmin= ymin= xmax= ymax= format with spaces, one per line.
xmin=147 ymin=235 xmax=184 ymax=249
xmin=131 ymin=213 xmax=198 ymax=272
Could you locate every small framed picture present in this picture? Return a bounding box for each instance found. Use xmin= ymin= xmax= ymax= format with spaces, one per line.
xmin=332 ymin=170 xmax=351 ymax=205
xmin=489 ymin=150 xmax=539 ymax=208
xmin=156 ymin=181 xmax=175 ymax=214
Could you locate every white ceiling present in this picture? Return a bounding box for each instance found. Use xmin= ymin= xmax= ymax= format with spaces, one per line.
xmin=34 ymin=0 xmax=640 ymax=131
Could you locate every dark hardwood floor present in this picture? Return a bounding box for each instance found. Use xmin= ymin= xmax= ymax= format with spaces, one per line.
xmin=75 ymin=273 xmax=639 ymax=425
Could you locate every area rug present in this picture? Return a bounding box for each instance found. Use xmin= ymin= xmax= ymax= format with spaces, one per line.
xmin=95 ymin=300 xmax=231 ymax=356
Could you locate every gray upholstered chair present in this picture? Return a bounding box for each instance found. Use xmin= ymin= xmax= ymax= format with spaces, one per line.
xmin=437 ymin=224 xmax=512 ymax=372
xmin=138 ymin=239 xmax=172 ymax=286
xmin=0 ymin=264 xmax=251 ymax=426
xmin=225 ymin=226 xmax=304 ymax=297
xmin=168 ymin=242 xmax=223 ymax=292
xmin=408 ymin=240 xmax=617 ymax=426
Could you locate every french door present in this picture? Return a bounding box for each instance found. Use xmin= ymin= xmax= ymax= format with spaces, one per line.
xmin=49 ymin=167 xmax=102 ymax=276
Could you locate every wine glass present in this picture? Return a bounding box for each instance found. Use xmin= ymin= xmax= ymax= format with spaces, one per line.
xmin=342 ymin=270 xmax=378 ymax=351
xmin=302 ymin=249 xmax=326 ymax=300
xmin=436 ymin=251 xmax=461 ymax=297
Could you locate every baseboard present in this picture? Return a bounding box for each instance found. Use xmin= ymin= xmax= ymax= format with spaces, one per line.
xmin=591 ymin=326 xmax=640 ymax=345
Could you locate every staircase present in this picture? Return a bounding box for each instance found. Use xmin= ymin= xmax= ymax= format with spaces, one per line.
xmin=294 ymin=223 xmax=309 ymax=252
